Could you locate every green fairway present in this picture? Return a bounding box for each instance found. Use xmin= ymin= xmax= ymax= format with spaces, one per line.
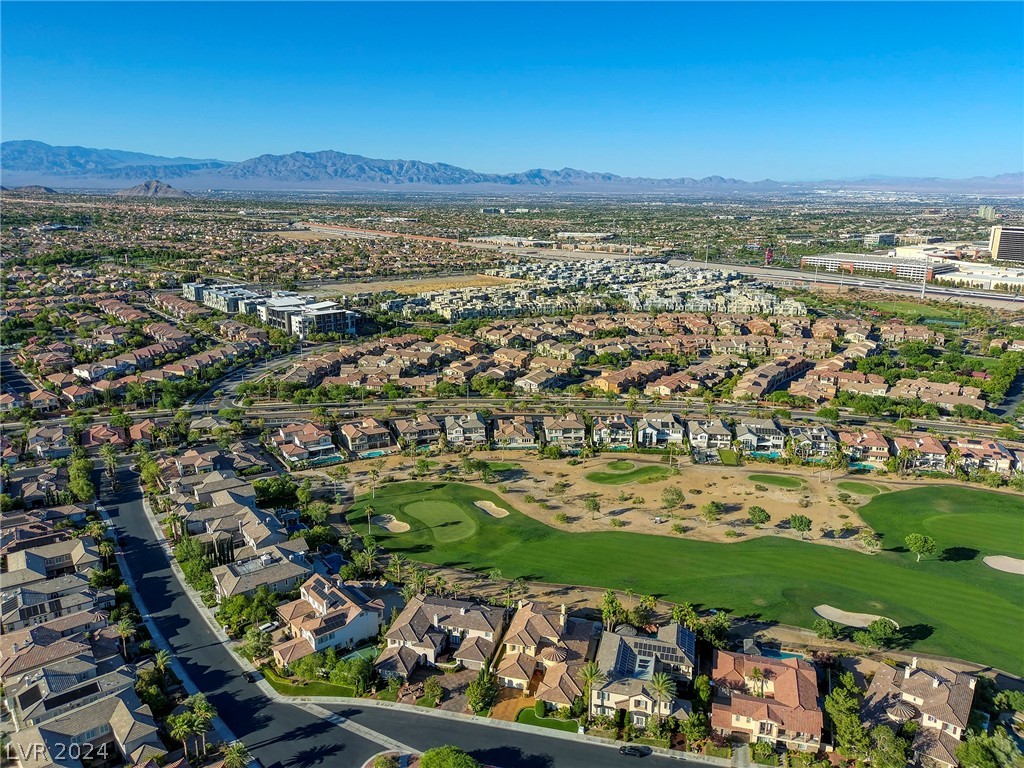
xmin=585 ymin=466 xmax=671 ymax=485
xmin=399 ymin=500 xmax=478 ymax=542
xmin=749 ymin=473 xmax=804 ymax=489
xmin=837 ymin=481 xmax=883 ymax=496
xmin=606 ymin=460 xmax=636 ymax=471
xmin=351 ymin=482 xmax=1024 ymax=674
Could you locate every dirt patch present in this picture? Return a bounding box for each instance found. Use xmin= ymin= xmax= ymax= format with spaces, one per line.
xmin=814 ymin=604 xmax=898 ymax=629
xmin=983 ymin=555 xmax=1024 ymax=575
xmin=371 ymin=514 xmax=410 ymax=533
xmin=475 ymin=500 xmax=509 ymax=518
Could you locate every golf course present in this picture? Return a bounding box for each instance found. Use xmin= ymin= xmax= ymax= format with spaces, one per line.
xmin=349 ymin=482 xmax=1024 ymax=674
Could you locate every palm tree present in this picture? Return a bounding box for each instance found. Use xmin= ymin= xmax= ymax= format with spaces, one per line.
xmin=154 ymin=649 xmax=173 ymax=689
xmin=222 ymin=741 xmax=252 ymax=768
xmin=649 ymin=671 xmax=675 ymax=723
xmin=748 ymin=666 xmax=766 ymax=697
xmin=388 ymin=553 xmax=407 ymax=583
xmin=116 ymin=618 xmax=135 ymax=659
xmin=578 ymin=661 xmax=606 ymax=722
xmin=671 ymin=602 xmax=700 ymax=632
xmin=187 ymin=693 xmax=216 ymax=755
xmin=945 ymin=445 xmax=962 ymax=475
xmin=98 ymin=539 xmax=115 ymax=569
xmin=365 ymin=505 xmax=375 ymax=537
xmin=99 ymin=443 xmax=118 ymax=478
xmin=169 ymin=713 xmax=196 ymax=760
xmin=579 ymin=444 xmax=594 ymax=469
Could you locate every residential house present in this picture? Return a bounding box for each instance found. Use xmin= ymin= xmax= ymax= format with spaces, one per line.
xmin=732 ymin=356 xmax=813 ymax=401
xmin=514 ymin=369 xmax=562 ymax=394
xmin=493 ymin=416 xmax=540 ymax=449
xmin=496 ymin=601 xmax=601 ymax=711
xmin=210 ymin=539 xmax=312 ymax=602
xmin=735 ymin=419 xmax=786 ymax=455
xmin=838 ymin=429 xmax=893 ymax=466
xmin=710 ymin=650 xmax=823 ymax=752
xmin=81 ymin=425 xmax=127 ymax=451
xmin=892 ymin=435 xmax=948 ymax=472
xmin=542 ymin=413 xmax=587 ymax=449
xmin=590 ymin=624 xmax=697 ymax=727
xmin=862 ymin=658 xmax=976 ymax=768
xmin=2 ymin=574 xmax=115 ymax=633
xmin=592 ymin=415 xmax=634 ymax=448
xmin=272 ymin=423 xmax=337 ymax=463
xmin=272 ymin=575 xmax=385 ymax=668
xmin=954 ymin=438 xmax=1014 ymax=475
xmin=443 ymin=413 xmax=490 ymax=447
xmin=375 ymin=595 xmax=505 ymax=681
xmin=687 ymin=419 xmax=733 ymax=454
xmin=339 ymin=417 xmax=394 ymax=455
xmin=26 ymin=425 xmax=75 ymax=460
xmin=5 ymin=539 xmax=101 ymax=589
xmin=788 ymin=426 xmax=839 ymax=459
xmin=636 ymin=413 xmax=686 ymax=448
xmin=390 ymin=415 xmax=441 ymax=448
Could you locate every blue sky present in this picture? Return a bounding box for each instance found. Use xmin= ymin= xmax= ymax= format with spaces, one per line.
xmin=2 ymin=2 xmax=1022 ymax=180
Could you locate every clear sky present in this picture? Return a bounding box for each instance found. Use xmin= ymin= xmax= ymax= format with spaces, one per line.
xmin=2 ymin=1 xmax=1022 ymax=180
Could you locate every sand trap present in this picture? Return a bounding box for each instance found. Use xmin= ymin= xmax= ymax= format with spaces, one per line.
xmin=814 ymin=604 xmax=899 ymax=629
xmin=474 ymin=501 xmax=509 ymax=518
xmin=983 ymin=555 xmax=1024 ymax=575
xmin=371 ymin=514 xmax=410 ymax=533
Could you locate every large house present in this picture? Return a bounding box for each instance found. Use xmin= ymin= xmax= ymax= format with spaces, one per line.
xmin=210 ymin=540 xmax=311 ymax=602
xmin=735 ymin=419 xmax=786 ymax=455
xmin=788 ymin=425 xmax=839 ymax=459
xmin=390 ymin=415 xmax=441 ymax=447
xmin=375 ymin=595 xmax=505 ymax=681
xmin=892 ymin=435 xmax=948 ymax=471
xmin=687 ymin=419 xmax=733 ymax=456
xmin=493 ymin=416 xmax=540 ymax=449
xmin=838 ymin=429 xmax=893 ymax=466
xmin=271 ymin=423 xmax=336 ymax=463
xmin=272 ymin=575 xmax=385 ymax=667
xmin=590 ymin=624 xmax=697 ymax=727
xmin=862 ymin=658 xmax=976 ymax=768
xmin=496 ymin=601 xmax=601 ymax=710
xmin=592 ymin=415 xmax=634 ymax=448
xmin=710 ymin=650 xmax=823 ymax=753
xmin=636 ymin=413 xmax=686 ymax=448
xmin=542 ymin=413 xmax=587 ymax=449
xmin=339 ymin=417 xmax=394 ymax=455
xmin=444 ymin=413 xmax=490 ymax=447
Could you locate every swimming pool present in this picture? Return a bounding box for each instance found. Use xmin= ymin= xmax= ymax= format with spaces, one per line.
xmin=758 ymin=648 xmax=806 ymax=660
xmin=359 ymin=450 xmax=388 ymax=459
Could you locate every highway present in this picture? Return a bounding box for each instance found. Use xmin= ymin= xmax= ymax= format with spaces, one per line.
xmin=105 ymin=465 xmax=702 ymax=768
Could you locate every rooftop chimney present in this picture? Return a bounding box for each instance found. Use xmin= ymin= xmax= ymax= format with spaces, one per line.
xmin=968 ymin=677 xmax=976 ymax=690
xmin=560 ymin=604 xmax=567 ymax=628
xmin=460 ymin=607 xmax=467 ymax=616
xmin=932 ymin=677 xmax=941 ymax=688
xmin=911 ymin=657 xmax=918 ymax=669
xmin=433 ymin=613 xmax=440 ymax=627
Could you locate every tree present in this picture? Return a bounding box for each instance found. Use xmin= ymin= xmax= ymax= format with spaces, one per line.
xmin=747 ymin=506 xmax=770 ymax=526
xmin=465 ymin=667 xmax=499 ymax=713
xmin=419 ymin=746 xmax=481 ymax=768
xmin=243 ymin=626 xmax=272 ymax=660
xmin=869 ymin=726 xmax=910 ymax=768
xmin=812 ymin=618 xmax=840 ymax=640
xmin=99 ymin=443 xmax=119 ymax=478
xmin=98 ymin=539 xmax=115 ymax=569
xmin=186 ymin=693 xmax=216 ymax=755
xmin=578 ymin=661 xmax=606 ymax=721
xmin=649 ymin=671 xmax=674 ymax=722
xmin=153 ymin=649 xmax=173 ymax=686
xmin=116 ymin=618 xmax=135 ymax=659
xmin=698 ymin=501 xmax=722 ymax=526
xmin=692 ymin=674 xmax=712 ymax=713
xmin=584 ymin=496 xmax=601 ymax=520
xmin=748 ymin=666 xmax=766 ymax=697
xmin=601 ymin=589 xmax=623 ymax=630
xmin=661 ymin=486 xmax=685 ymax=510
xmin=168 ymin=713 xmax=197 ymax=760
xmin=955 ymin=727 xmax=1023 ymax=768
xmin=788 ymin=514 xmax=812 ymax=539
xmin=825 ymin=687 xmax=869 ymax=758
xmin=905 ymin=533 xmax=937 ymax=562
xmin=223 ymin=741 xmax=253 ymax=768
xmin=671 ymin=602 xmax=700 ymax=632
xmin=305 ymin=500 xmax=331 ymax=525
xmin=423 ymin=676 xmax=444 ymax=704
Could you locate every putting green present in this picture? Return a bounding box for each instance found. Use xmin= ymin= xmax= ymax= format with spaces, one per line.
xmin=606 ymin=460 xmax=636 ymax=471
xmin=837 ymin=481 xmax=882 ymax=496
xmin=749 ymin=473 xmax=803 ymax=489
xmin=401 ymin=500 xmax=478 ymax=542
xmin=351 ymin=482 xmax=1024 ymax=674
xmin=585 ymin=466 xmax=671 ymax=485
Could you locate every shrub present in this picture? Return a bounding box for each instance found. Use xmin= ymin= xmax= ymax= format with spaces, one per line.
xmin=671 ymin=522 xmax=687 ymax=535
xmin=610 ymin=518 xmax=625 ymax=527
xmin=535 ymin=699 xmax=546 ymax=718
xmin=724 ymin=530 xmax=741 ymax=538
xmin=554 ymin=512 xmax=570 ymax=524
xmin=524 ymin=494 xmax=537 ymax=504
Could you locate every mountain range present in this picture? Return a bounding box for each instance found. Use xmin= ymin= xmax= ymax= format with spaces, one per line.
xmin=1 ymin=140 xmax=1021 ymax=195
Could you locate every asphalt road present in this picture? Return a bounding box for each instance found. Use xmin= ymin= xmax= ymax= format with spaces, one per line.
xmin=106 ymin=465 xmax=697 ymax=768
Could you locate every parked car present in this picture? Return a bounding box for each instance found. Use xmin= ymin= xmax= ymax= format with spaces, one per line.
xmin=619 ymin=745 xmax=646 ymax=758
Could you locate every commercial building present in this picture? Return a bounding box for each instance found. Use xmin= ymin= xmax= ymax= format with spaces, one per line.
xmin=799 ymin=253 xmax=955 ymax=281
xmin=977 ymin=205 xmax=997 ymax=221
xmin=257 ymin=294 xmax=358 ymax=339
xmin=990 ymin=226 xmax=1024 ymax=263
xmin=863 ymin=233 xmax=896 ymax=247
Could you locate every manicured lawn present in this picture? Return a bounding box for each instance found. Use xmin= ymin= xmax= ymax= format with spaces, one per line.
xmin=606 ymin=460 xmax=636 ymax=471
xmin=514 ymin=708 xmax=580 ymax=732
xmin=260 ymin=666 xmax=356 ymax=698
xmin=352 ymin=482 xmax=1024 ymax=674
xmin=861 ymin=299 xmax=964 ymax=321
xmin=837 ymin=481 xmax=883 ymax=496
xmin=719 ymin=449 xmax=740 ymax=466
xmin=749 ymin=473 xmax=804 ymax=489
xmin=402 ymin=500 xmax=478 ymax=542
xmin=485 ymin=461 xmax=521 ymax=472
xmin=585 ymin=466 xmax=672 ymax=485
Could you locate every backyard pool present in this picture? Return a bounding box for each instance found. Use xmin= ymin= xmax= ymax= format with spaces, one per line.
xmin=757 ymin=648 xmax=806 ymax=660
xmin=359 ymin=450 xmax=388 ymax=459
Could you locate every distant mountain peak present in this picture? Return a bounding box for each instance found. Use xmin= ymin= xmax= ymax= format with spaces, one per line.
xmin=113 ymin=179 xmax=192 ymax=198
xmin=1 ymin=140 xmax=1019 ymax=195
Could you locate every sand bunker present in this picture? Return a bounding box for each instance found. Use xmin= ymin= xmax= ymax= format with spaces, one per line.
xmin=983 ymin=555 xmax=1024 ymax=575
xmin=371 ymin=514 xmax=410 ymax=533
xmin=474 ymin=501 xmax=509 ymax=518
xmin=814 ymin=604 xmax=899 ymax=629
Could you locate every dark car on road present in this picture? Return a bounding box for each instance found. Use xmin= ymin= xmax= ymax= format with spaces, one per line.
xmin=619 ymin=745 xmax=647 ymax=757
